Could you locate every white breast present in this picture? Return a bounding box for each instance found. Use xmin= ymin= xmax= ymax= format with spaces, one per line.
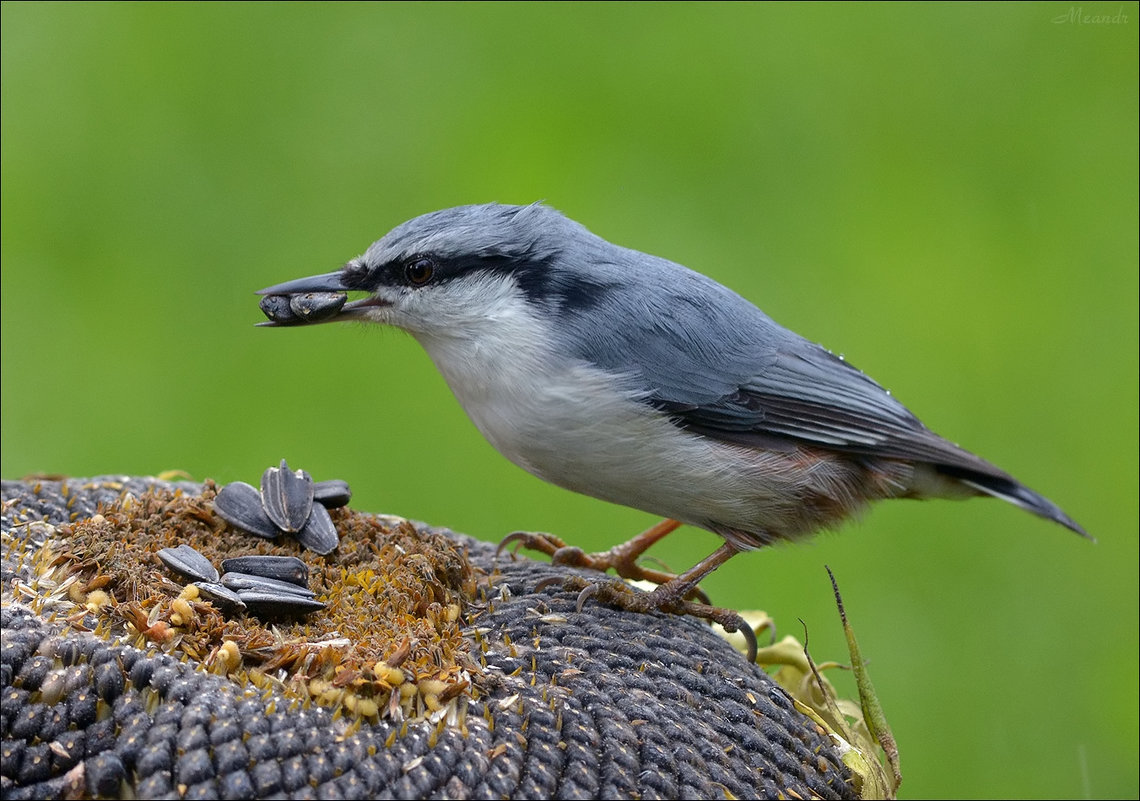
xmin=392 ymin=275 xmax=895 ymax=547
xmin=410 ymin=292 xmax=822 ymax=545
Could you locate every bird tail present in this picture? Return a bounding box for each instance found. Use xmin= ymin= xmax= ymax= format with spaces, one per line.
xmin=937 ymin=465 xmax=1092 ymax=540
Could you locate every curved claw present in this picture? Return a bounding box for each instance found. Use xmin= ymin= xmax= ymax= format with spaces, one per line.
xmin=495 ymin=531 xmax=532 ymax=559
xmin=724 ymin=614 xmax=759 ymax=664
xmin=575 ymin=583 xmax=602 ymax=614
xmin=495 ymin=530 xmax=565 ymax=560
xmin=692 ymin=605 xmax=758 ymax=663
xmin=532 ymin=576 xmax=565 ymax=594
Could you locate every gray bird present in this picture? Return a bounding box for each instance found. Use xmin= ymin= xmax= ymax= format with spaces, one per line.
xmin=257 ymin=203 xmax=1088 ymax=648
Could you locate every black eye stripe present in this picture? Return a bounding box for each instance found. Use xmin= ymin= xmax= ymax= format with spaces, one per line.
xmin=386 ymin=251 xmax=604 ymax=312
xmin=340 ymin=259 xmax=374 ymax=290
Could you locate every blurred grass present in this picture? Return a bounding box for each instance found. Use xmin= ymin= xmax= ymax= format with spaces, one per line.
xmin=2 ymin=3 xmax=1136 ymax=797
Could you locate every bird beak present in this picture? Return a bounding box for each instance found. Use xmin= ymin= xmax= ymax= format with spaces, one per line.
xmin=256 ymin=270 xmax=386 ymax=327
xmin=257 ymin=270 xmax=350 ymax=296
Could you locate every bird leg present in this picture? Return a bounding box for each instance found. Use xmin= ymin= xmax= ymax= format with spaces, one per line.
xmin=644 ymin=541 xmax=742 ymax=612
xmin=498 ymin=518 xmax=690 ymax=589
xmin=500 ymin=524 xmax=757 ymax=661
xmin=564 ymin=541 xmax=757 ymax=661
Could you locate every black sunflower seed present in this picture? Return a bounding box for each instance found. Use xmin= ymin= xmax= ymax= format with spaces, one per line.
xmin=193 ymin=582 xmax=247 ymax=611
xmin=237 ymin=591 xmax=326 ymax=615
xmin=260 ymin=460 xmax=314 ymax=533
xmin=213 ymin=481 xmax=280 ymax=539
xmin=219 ymin=556 xmax=308 ymax=587
xmin=313 ymin=479 xmax=351 ymax=509
xmin=295 ymin=501 xmax=338 ymax=555
xmin=157 ymin=545 xmax=218 ymax=584
xmin=221 ymin=572 xmax=316 ymax=598
xmin=288 ymin=292 xmax=346 ymax=323
xmin=258 ymin=295 xmax=299 ymax=325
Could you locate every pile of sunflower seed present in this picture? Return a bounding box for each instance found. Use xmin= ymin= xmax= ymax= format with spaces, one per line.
xmin=212 ymin=460 xmax=349 ymax=555
xmin=158 ymin=546 xmax=323 ymax=617
xmin=153 ymin=460 xmax=354 ymax=618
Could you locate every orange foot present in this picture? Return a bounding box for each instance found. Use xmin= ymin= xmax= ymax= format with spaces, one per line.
xmin=498 ymin=520 xmax=757 ymax=662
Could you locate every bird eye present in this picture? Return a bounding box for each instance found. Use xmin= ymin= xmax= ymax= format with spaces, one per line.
xmin=404 ymin=257 xmax=435 ymax=286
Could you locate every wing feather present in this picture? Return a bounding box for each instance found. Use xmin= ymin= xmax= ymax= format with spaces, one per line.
xmin=556 ymin=249 xmax=1010 ymax=480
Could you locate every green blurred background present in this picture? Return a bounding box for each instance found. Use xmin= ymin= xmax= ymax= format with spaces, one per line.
xmin=3 ymin=3 xmax=1136 ymax=797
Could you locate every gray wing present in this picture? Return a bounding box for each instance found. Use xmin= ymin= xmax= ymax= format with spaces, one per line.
xmin=652 ymin=339 xmax=1003 ymax=472
xmin=560 ymin=252 xmax=1008 ymax=478
xmin=554 ymin=245 xmax=1086 ymax=536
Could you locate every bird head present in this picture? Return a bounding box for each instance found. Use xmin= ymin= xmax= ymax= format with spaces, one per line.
xmin=257 ymin=203 xmax=608 ymax=339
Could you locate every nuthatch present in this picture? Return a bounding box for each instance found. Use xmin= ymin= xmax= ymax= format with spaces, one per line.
xmin=258 ymin=203 xmax=1088 ymax=648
